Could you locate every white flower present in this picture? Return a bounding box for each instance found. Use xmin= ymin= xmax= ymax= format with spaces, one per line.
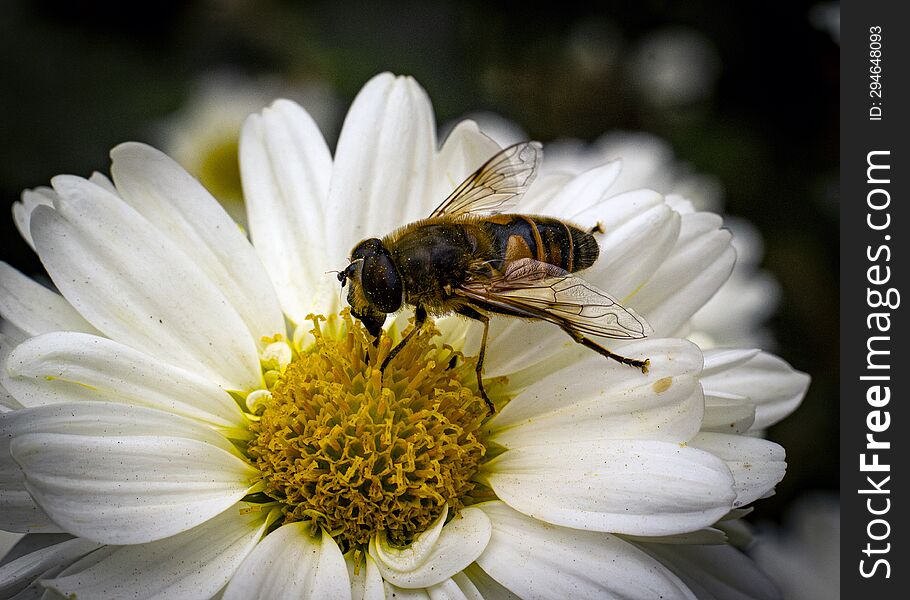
xmin=752 ymin=493 xmax=840 ymax=600
xmin=0 ymin=73 xmax=808 ymax=598
xmin=158 ymin=72 xmax=340 ymax=226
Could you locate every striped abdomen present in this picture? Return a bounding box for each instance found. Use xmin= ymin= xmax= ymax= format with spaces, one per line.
xmin=480 ymin=214 xmax=599 ymax=273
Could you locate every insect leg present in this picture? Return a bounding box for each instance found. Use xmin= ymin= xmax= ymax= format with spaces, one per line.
xmin=380 ymin=306 xmax=427 ymax=372
xmin=561 ymin=327 xmax=650 ymax=374
xmin=455 ymin=306 xmax=495 ymax=415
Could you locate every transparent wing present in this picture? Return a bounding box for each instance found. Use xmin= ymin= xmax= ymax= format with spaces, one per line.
xmin=456 ymin=258 xmax=652 ymax=339
xmin=430 ymin=141 xmax=542 ymax=218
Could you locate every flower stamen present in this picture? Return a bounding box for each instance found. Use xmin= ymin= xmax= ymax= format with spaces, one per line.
xmin=247 ymin=312 xmax=489 ymax=551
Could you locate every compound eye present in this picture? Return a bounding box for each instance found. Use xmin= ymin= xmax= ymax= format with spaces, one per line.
xmin=362 ymin=252 xmax=402 ymax=313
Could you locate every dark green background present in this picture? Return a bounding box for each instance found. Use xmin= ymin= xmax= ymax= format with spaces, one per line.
xmin=0 ymin=0 xmax=839 ymax=523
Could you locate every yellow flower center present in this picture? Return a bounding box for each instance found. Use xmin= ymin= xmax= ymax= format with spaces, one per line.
xmin=247 ymin=313 xmax=489 ymax=551
xmin=197 ymin=137 xmax=242 ymax=204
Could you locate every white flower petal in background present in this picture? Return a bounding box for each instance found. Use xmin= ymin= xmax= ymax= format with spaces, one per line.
xmin=701 ymin=349 xmax=810 ymax=432
xmin=110 ymin=142 xmax=286 ymax=347
xmin=0 ymin=459 xmax=59 ymax=533
xmin=460 ymin=564 xmax=520 ymax=600
xmin=690 ymin=218 xmax=781 ymax=349
xmin=575 ymin=189 xmax=682 ymax=302
xmin=0 ymin=537 xmax=101 ymax=599
xmin=638 ymin=540 xmax=781 ymax=600
xmin=432 ymin=120 xmax=501 ymax=201
xmin=476 ymin=502 xmax=696 ymax=600
xmin=479 ymin=440 xmax=735 ymax=536
xmin=752 ymin=493 xmax=839 ymax=600
xmin=12 ymin=188 xmax=57 ymax=252
xmin=30 ymin=176 xmax=262 ymax=391
xmin=628 ymin=27 xmax=721 ymax=109
xmin=524 ymin=160 xmax=622 ymax=217
xmin=159 ymin=72 xmax=340 ymax=226
xmin=2 ymin=332 xmax=245 ymax=430
xmin=0 ymin=530 xmax=22 ymax=561
xmin=3 ymin=402 xmax=256 ymax=544
xmin=240 ymin=98 xmax=337 ymax=322
xmin=0 ymin=263 xmax=99 ymax=337
xmin=690 ymin=433 xmax=787 ymax=508
xmin=628 ymin=211 xmax=735 ymax=336
xmin=347 ymin=552 xmax=385 ymax=600
xmin=427 ymin=574 xmax=484 ymax=600
xmin=42 ymin=503 xmax=269 ymax=600
xmin=370 ymin=507 xmax=491 ymax=589
xmin=223 ymin=522 xmax=350 ymax=600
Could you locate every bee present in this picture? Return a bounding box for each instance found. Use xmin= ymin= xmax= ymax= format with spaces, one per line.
xmin=338 ymin=142 xmax=652 ymax=412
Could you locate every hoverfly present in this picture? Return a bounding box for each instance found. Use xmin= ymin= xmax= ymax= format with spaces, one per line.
xmin=338 ymin=141 xmax=652 ymax=412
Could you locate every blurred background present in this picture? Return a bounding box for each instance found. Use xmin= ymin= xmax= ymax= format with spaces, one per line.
xmin=0 ymin=0 xmax=839 ymax=591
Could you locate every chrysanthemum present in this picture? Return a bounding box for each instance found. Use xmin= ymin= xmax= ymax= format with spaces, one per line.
xmin=0 ymin=73 xmax=808 ymax=599
xmin=157 ymin=72 xmax=339 ymax=226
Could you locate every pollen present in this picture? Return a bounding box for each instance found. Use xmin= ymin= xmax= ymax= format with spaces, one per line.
xmin=247 ymin=312 xmax=489 ymax=551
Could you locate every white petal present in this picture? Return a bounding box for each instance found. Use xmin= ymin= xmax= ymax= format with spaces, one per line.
xmin=427 ymin=575 xmax=483 ymax=600
xmin=328 ymin=73 xmax=436 ymax=252
xmin=521 ymin=171 xmax=573 ymax=209
xmin=0 ymin=468 xmax=59 ymax=534
xmin=348 ymin=552 xmax=386 ymax=600
xmin=30 ymin=178 xmax=262 ymax=391
xmin=0 ymin=405 xmax=63 ymax=533
xmin=531 ymin=160 xmax=622 ymax=218
xmin=88 ymin=171 xmax=118 ymax=194
xmin=0 ymin=427 xmax=57 ymax=533
xmin=488 ymin=338 xmax=704 ymax=446
xmin=475 ymin=502 xmax=696 ymax=600
xmin=0 ymin=538 xmax=101 ymax=598
xmin=637 ymin=542 xmax=781 ymax=600
xmin=13 ymin=188 xmax=57 ymax=251
xmin=690 ymin=433 xmax=786 ymax=508
xmin=223 ymin=523 xmax=351 ymax=600
xmin=702 ymin=393 xmax=756 ymax=434
xmin=110 ymin=142 xmax=286 ymax=345
xmin=467 ymin=319 xmax=576 ymax=382
xmin=371 ymin=507 xmax=492 ymax=589
xmin=432 ymin=120 xmax=501 ymax=202
xmin=5 ymin=403 xmax=255 ymax=544
xmin=0 ymin=530 xmax=22 ymax=559
xmin=629 ymin=212 xmax=736 ymax=336
xmin=479 ymin=439 xmax=735 ymax=536
xmin=3 ymin=332 xmax=246 ymax=430
xmin=581 ymin=195 xmax=682 ymax=301
xmin=701 ymin=350 xmax=810 ymax=431
xmin=382 ymin=583 xmax=430 ymax=599
xmin=43 ymin=502 xmax=268 ymax=600
xmin=460 ymin=564 xmax=520 ymax=600
xmin=620 ymin=528 xmax=728 ymax=546
xmin=240 ymin=99 xmax=337 ymax=322
xmin=0 ymin=334 xmax=25 ymax=412
xmin=0 ymin=263 xmax=98 ymax=336
xmin=690 ymin=269 xmax=780 ymax=348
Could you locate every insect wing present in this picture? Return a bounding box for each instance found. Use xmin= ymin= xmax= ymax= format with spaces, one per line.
xmin=457 ymin=259 xmax=652 ymax=339
xmin=429 ymin=141 xmax=542 ymax=218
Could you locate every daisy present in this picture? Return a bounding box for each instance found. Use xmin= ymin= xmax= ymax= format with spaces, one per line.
xmin=157 ymin=71 xmax=340 ymax=226
xmin=0 ymin=73 xmax=808 ymax=598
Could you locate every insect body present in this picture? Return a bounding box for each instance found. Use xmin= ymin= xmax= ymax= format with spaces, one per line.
xmin=338 ymin=142 xmax=652 ymax=412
